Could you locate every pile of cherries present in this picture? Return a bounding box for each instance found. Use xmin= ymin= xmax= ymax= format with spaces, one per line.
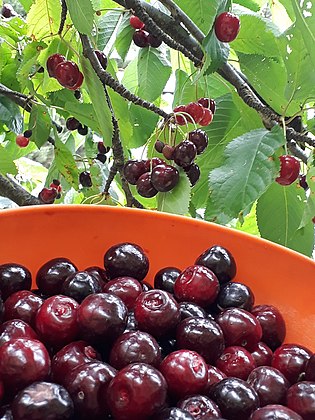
xmin=173 ymin=98 xmax=216 ymax=127
xmin=130 ymin=15 xmax=162 ymax=48
xmin=0 ymin=241 xmax=314 ymax=419
xmin=46 ymin=54 xmax=84 ymax=91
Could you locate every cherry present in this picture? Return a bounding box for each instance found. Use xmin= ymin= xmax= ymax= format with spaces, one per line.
xmin=61 ymin=271 xmax=102 ymax=303
xmin=276 ymin=155 xmax=300 ymax=186
xmin=133 ymin=29 xmax=149 ymax=47
xmin=177 ymin=395 xmax=222 ymax=419
xmin=3 ymin=290 xmax=41 ymax=327
xmin=179 ymin=302 xmax=207 ymax=320
xmin=204 ymin=365 xmax=227 ymax=395
xmin=198 ymin=108 xmax=213 ymax=126
xmin=211 ymin=377 xmax=259 ymax=419
xmin=109 ymin=330 xmax=161 ymax=369
xmin=188 ymin=129 xmax=208 ymax=155
xmin=217 ymin=281 xmax=254 ymax=311
xmin=162 ymin=144 xmax=175 ymax=160
xmin=38 ymin=187 xmax=58 ymax=204
xmin=130 ymin=15 xmax=145 ymax=29
xmin=96 ymin=153 xmax=106 ymax=163
xmin=77 ymin=123 xmax=88 ymax=135
xmin=144 ymin=157 xmax=165 ymax=171
xmin=46 ymin=53 xmax=65 ymax=78
xmin=184 ymin=163 xmax=201 ymax=187
xmin=249 ymin=405 xmax=303 ymax=420
xmin=0 ymin=406 xmax=12 ymax=420
xmin=299 ymin=174 xmax=309 ymax=190
xmin=271 ymin=343 xmax=312 ymax=383
xmin=155 ymin=140 xmax=165 ymax=153
xmin=148 ymin=34 xmax=162 ymax=48
xmin=49 ymin=179 xmax=62 ymax=192
xmin=198 ymin=98 xmax=216 ymax=114
xmin=305 ymin=353 xmax=315 ymax=381
xmin=66 ymin=117 xmax=80 ymax=130
xmin=54 ymin=61 xmax=81 ymax=89
xmin=23 ymin=129 xmax=32 ymax=138
xmin=173 ymin=105 xmax=188 ymax=125
xmin=11 ymin=382 xmax=74 ymax=420
xmin=77 ymin=293 xmax=128 ymax=344
xmin=173 ymin=140 xmax=197 ymax=168
xmin=251 ymin=341 xmax=273 ymax=367
xmin=286 ymin=381 xmax=315 ymax=420
xmin=95 ymin=49 xmax=108 ymax=69
xmin=154 ymin=266 xmax=181 ymax=294
xmin=176 ymin=317 xmax=225 ymax=364
xmin=1 ymin=3 xmax=15 ymax=18
xmin=0 ymin=263 xmax=32 ymax=300
xmin=0 ymin=338 xmax=51 ymax=395
xmin=251 ymin=304 xmax=286 ymax=350
xmin=69 ymin=71 xmax=84 ymax=90
xmin=106 ymin=362 xmax=167 ymax=419
xmin=195 ymin=244 xmax=236 ymax=284
xmin=15 ymin=134 xmax=29 ymax=147
xmin=97 ymin=141 xmax=108 ymax=154
xmin=0 ymin=319 xmax=38 ymax=347
xmin=134 ymin=289 xmax=180 ymax=338
xmin=151 ymin=163 xmax=180 ymax=192
xmin=79 ymin=171 xmax=92 ymax=187
xmin=214 ymin=12 xmax=241 ymax=43
xmin=215 ymin=346 xmax=256 ymax=380
xmin=123 ymin=160 xmax=147 ymax=184
xmin=159 ymin=349 xmax=208 ymax=399
xmin=104 ymin=242 xmax=149 ymax=281
xmin=103 ymin=276 xmax=142 ymax=310
xmin=152 ymin=407 xmax=195 ymax=420
xmin=185 ymin=102 xmax=205 ymax=124
xmin=85 ymin=266 xmax=109 ymax=284
xmin=174 ymin=265 xmax=220 ymax=308
xmin=36 ymin=257 xmax=78 ymax=296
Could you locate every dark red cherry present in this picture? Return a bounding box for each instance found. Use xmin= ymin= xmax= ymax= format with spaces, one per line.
xmin=177 ymin=394 xmax=222 ymax=419
xmin=0 ymin=319 xmax=38 ymax=347
xmin=185 ymin=102 xmax=205 ymax=124
xmin=249 ymin=405 xmax=303 ymax=420
xmin=15 ymin=134 xmax=29 ymax=148
xmin=276 ymin=155 xmax=300 ymax=186
xmin=184 ymin=163 xmax=200 ymax=187
xmin=251 ymin=342 xmax=273 ymax=367
xmin=197 ymin=98 xmax=216 ymax=114
xmin=129 ymin=15 xmax=145 ymax=29
xmin=195 ymin=245 xmax=236 ymax=284
xmin=188 ymin=129 xmax=208 ymax=155
xmin=97 ymin=141 xmax=109 ymax=154
xmin=305 ymin=353 xmax=315 ymax=381
xmin=109 ymin=330 xmax=161 ymax=369
xmin=77 ymin=123 xmax=88 ymax=135
xmin=173 ymin=140 xmax=197 ymax=168
xmin=137 ymin=172 xmax=159 ymax=197
xmin=144 ymin=157 xmax=165 ymax=171
xmin=286 ymin=381 xmax=315 ymax=420
xmin=46 ymin=54 xmax=65 ymax=78
xmin=155 ymin=140 xmax=165 ymax=153
xmin=54 ymin=61 xmax=81 ymax=89
xmin=133 ymin=29 xmax=149 ymax=47
xmin=198 ymin=108 xmax=213 ymax=126
xmin=251 ymin=304 xmax=286 ymax=350
xmin=103 ymin=276 xmax=142 ymax=310
xmin=38 ymin=187 xmax=58 ymax=204
xmin=204 ymin=365 xmax=227 ymax=395
xmin=215 ymin=346 xmax=256 ymax=380
xmin=85 ymin=266 xmax=109 ymax=284
xmin=151 ymin=407 xmax=195 ymax=420
xmin=217 ymin=281 xmax=254 ymax=311
xmin=123 ymin=160 xmax=147 ymax=184
xmin=104 ymin=242 xmax=149 ymax=281
xmin=176 ymin=317 xmax=225 ymax=365
xmin=162 ymin=144 xmax=175 ymax=160
xmin=66 ymin=117 xmax=80 ymax=130
xmin=154 ymin=266 xmax=181 ymax=294
xmin=151 ymin=164 xmax=179 ymax=192
xmin=96 ymin=153 xmax=106 ymax=163
xmin=0 ymin=263 xmax=32 ymax=300
xmin=178 ymin=302 xmax=207 ymax=320
xmin=214 ymin=12 xmax=241 ymax=43
xmin=148 ymin=34 xmax=162 ymax=48
xmin=95 ymin=49 xmax=108 ymax=69
xmin=61 ymin=270 xmax=102 ymax=303
xmin=11 ymin=381 xmax=74 ymax=420
xmin=106 ymin=362 xmax=167 ymax=419
xmin=174 ymin=105 xmax=188 ymax=126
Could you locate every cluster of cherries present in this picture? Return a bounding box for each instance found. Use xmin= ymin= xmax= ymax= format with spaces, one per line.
xmin=66 ymin=117 xmax=88 ymax=137
xmin=15 ymin=130 xmax=32 ymax=148
xmin=130 ymin=15 xmax=162 ymax=48
xmin=0 ymin=242 xmax=314 ymax=419
xmin=46 ymin=54 xmax=84 ymax=91
xmin=38 ymin=179 xmax=62 ymax=204
xmin=174 ymin=97 xmax=216 ymax=127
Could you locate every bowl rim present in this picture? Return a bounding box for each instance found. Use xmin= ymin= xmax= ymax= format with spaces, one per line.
xmin=0 ymin=204 xmax=314 ymax=265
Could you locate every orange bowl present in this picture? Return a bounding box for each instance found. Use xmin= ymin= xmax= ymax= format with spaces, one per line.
xmin=0 ymin=205 xmax=314 ymax=351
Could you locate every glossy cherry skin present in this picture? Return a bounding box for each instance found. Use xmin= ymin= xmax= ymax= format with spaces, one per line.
xmin=11 ymin=381 xmax=74 ymax=420
xmin=154 ymin=267 xmax=181 ymax=294
xmin=144 ymin=157 xmax=165 ymax=171
xmin=305 ymin=353 xmax=315 ymax=381
xmin=217 ymin=281 xmax=254 ymax=311
xmin=103 ymin=276 xmax=142 ymax=310
xmin=286 ymin=381 xmax=315 ymax=420
xmin=38 ymin=187 xmax=58 ymax=204
xmin=176 ymin=317 xmax=225 ymax=364
xmin=148 ymin=34 xmax=162 ymax=48
xmin=276 ymin=155 xmax=300 ymax=186
xmin=77 ymin=293 xmax=128 ymax=345
xmin=249 ymin=405 xmax=303 ymax=420
xmin=46 ymin=54 xmax=65 ymax=78
xmin=247 ymin=366 xmax=290 ymax=406
xmin=188 ymin=129 xmax=208 ymax=155
xmin=198 ymin=97 xmax=216 ymax=114
xmin=109 ymin=330 xmax=161 ymax=369
xmin=106 ymin=362 xmax=167 ymax=419
xmin=211 ymin=377 xmax=259 ymax=420
xmin=177 ymin=394 xmax=222 ymax=419
xmin=0 ymin=263 xmax=32 ymax=300
xmin=184 ymin=163 xmax=200 ymax=186
xmin=35 ymin=295 xmax=79 ymax=349
xmin=173 ymin=105 xmax=188 ymax=125
xmin=0 ymin=338 xmax=51 ymax=395
xmin=136 ymin=172 xmax=159 ymax=197
xmin=15 ymin=134 xmax=29 ymax=147
xmin=85 ymin=266 xmax=109 ymax=284
xmin=251 ymin=342 xmax=273 ymax=367
xmin=0 ymin=319 xmax=38 ymax=347
xmin=123 ymin=160 xmax=147 ymax=185
xmin=179 ymin=302 xmax=207 ymax=320
xmin=79 ymin=171 xmax=92 ymax=187
xmin=216 ymin=307 xmax=262 ymax=351
xmin=204 ymin=365 xmax=227 ymax=395
xmin=0 ymin=296 xmax=3 ymax=323
xmin=134 ymin=289 xmax=180 ymax=338
xmin=133 ymin=30 xmax=149 ymax=47
xmin=174 ymin=265 xmax=219 ymax=308
xmin=64 ymin=361 xmax=117 ymax=419
xmin=160 ymin=350 xmax=208 ymax=399
xmin=66 ymin=117 xmax=80 ymax=130
xmin=61 ymin=271 xmax=102 ymax=303
xmin=214 ymin=12 xmax=240 ymax=43
xmin=198 ymin=108 xmax=213 ymax=126
xmin=51 ymin=340 xmax=101 ymax=385
xmin=173 ymin=140 xmax=197 ymax=168
xmin=54 ymin=61 xmax=81 ymax=89
xmin=104 ymin=242 xmax=149 ymax=281
xmin=271 ymin=343 xmax=312 ymax=383
xmin=36 ymin=257 xmax=78 ymax=296
xmin=4 ymin=290 xmax=43 ymax=327
xmin=195 ymin=245 xmax=236 ymax=284
xmin=185 ymin=102 xmax=205 ymax=124
xmin=151 ymin=407 xmax=195 ymax=420
xmin=215 ymin=346 xmax=256 ymax=380
xmin=251 ymin=304 xmax=286 ymax=350
xmin=0 ymin=406 xmax=12 ymax=420
xmin=130 ymin=15 xmax=145 ymax=29
xmin=151 ymin=164 xmax=179 ymax=192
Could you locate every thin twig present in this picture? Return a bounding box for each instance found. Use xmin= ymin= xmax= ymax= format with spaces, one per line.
xmin=58 ymin=0 xmax=68 ymax=35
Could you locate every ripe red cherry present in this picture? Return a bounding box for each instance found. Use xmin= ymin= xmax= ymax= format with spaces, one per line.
xmin=130 ymin=15 xmax=145 ymax=29
xmin=173 ymin=105 xmax=188 ymax=125
xmin=123 ymin=160 xmax=147 ymax=185
xmin=250 ymin=405 xmax=303 ymax=420
xmin=133 ymin=30 xmax=149 ymax=47
xmin=198 ymin=97 xmax=216 ymax=114
xmin=251 ymin=304 xmax=286 ymax=350
xmin=38 ymin=187 xmax=58 ymax=204
xmin=68 ymin=71 xmax=84 ymax=90
xmin=46 ymin=53 xmax=65 ymax=78
xmin=286 ymin=381 xmax=315 ymax=420
xmin=185 ymin=102 xmax=205 ymax=124
xmin=215 ymin=346 xmax=256 ymax=380
xmin=199 ymin=108 xmax=213 ymax=126
xmin=103 ymin=276 xmax=143 ymax=310
xmin=136 ymin=172 xmax=158 ymax=197
xmin=15 ymin=134 xmax=29 ymax=147
xmin=276 ymin=155 xmax=300 ymax=186
xmin=178 ymin=395 xmax=222 ymax=419
xmin=214 ymin=12 xmax=241 ymax=43
xmin=251 ymin=342 xmax=273 ymax=367
xmin=54 ymin=61 xmax=81 ymax=89
xmin=4 ymin=290 xmax=43 ymax=328
xmin=151 ymin=163 xmax=179 ymax=192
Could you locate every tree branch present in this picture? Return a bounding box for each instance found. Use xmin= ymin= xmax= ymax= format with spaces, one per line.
xmin=0 ymin=174 xmax=42 ymax=206
xmin=58 ymin=0 xmax=68 ymax=35
xmin=0 ymin=84 xmax=32 ymax=112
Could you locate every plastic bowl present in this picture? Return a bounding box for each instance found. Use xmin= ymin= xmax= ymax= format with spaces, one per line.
xmin=0 ymin=205 xmax=314 ymax=351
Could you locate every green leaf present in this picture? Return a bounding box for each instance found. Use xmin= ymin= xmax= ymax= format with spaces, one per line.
xmin=256 ymin=182 xmax=314 ymax=257
xmin=157 ymin=170 xmax=191 ymax=215
xmin=28 ymin=105 xmax=51 ymax=148
xmin=128 ymin=104 xmax=159 ymax=149
xmin=0 ymin=96 xmax=23 ymax=134
xmin=137 ymin=48 xmax=172 ymax=102
xmin=121 ymin=57 xmax=138 ymax=94
xmin=54 ymin=137 xmax=79 ymax=189
xmin=108 ymin=90 xmax=133 ymax=146
xmin=234 ymin=202 xmax=260 ymax=236
xmin=96 ymin=10 xmax=122 ymax=50
xmin=19 ymin=0 xmax=33 ymax=12
xmin=207 ymin=125 xmax=285 ymax=221
xmin=0 ymin=41 xmax=12 ymax=79
xmin=202 ymin=31 xmax=230 ymax=75
xmin=80 ymin=57 xmax=113 ymax=146
xmin=27 ymin=0 xmax=62 ymax=39
xmin=65 ymin=0 xmax=94 ymax=35
xmin=64 ymin=102 xmax=101 ymax=134
xmin=0 ymin=145 xmax=17 ymax=175
xmin=174 ymin=0 xmax=220 ymax=34
xmin=17 ymin=41 xmax=46 ymax=90
xmin=115 ymin=13 xmax=133 ymax=61
xmin=299 ymin=167 xmax=315 ymax=229
xmin=234 ymin=0 xmax=260 ymax=12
